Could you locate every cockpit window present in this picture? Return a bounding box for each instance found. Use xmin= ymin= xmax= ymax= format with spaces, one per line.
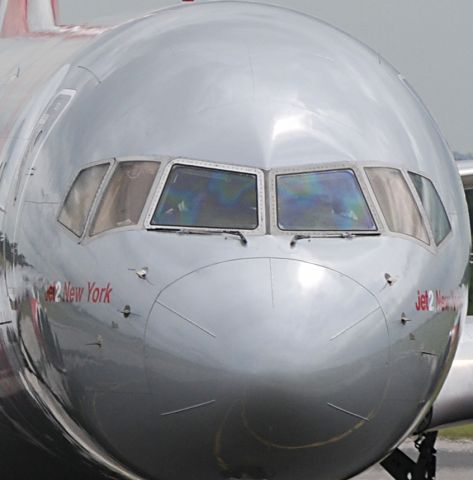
xmin=365 ymin=167 xmax=429 ymax=244
xmin=276 ymin=169 xmax=376 ymax=231
xmin=58 ymin=164 xmax=109 ymax=236
xmin=151 ymin=164 xmax=258 ymax=230
xmin=409 ymin=172 xmax=451 ymax=245
xmin=91 ymin=161 xmax=160 ymax=236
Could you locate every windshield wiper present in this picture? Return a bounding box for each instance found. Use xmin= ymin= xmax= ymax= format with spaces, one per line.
xmin=290 ymin=231 xmax=380 ymax=247
xmin=151 ymin=227 xmax=248 ymax=246
xmin=221 ymin=230 xmax=248 ymax=246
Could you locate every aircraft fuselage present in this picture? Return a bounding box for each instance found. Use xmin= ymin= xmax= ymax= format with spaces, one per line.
xmin=0 ymin=3 xmax=469 ymax=479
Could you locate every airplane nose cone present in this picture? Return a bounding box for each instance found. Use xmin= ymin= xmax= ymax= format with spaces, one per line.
xmin=145 ymin=258 xmax=390 ymax=478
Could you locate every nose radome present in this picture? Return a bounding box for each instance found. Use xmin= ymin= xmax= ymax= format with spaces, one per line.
xmin=145 ymin=258 xmax=390 ymax=448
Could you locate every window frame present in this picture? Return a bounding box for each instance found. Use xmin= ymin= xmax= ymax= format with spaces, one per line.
xmin=57 ymin=158 xmax=113 ymax=241
xmin=89 ymin=158 xmax=163 ymax=238
xmin=83 ymin=156 xmax=165 ymax=242
xmin=406 ymin=170 xmax=452 ymax=246
xmin=58 ymin=156 xmax=165 ymax=242
xmin=14 ymin=89 xmax=76 ymax=205
xmin=144 ymin=158 xmax=266 ymax=235
xmin=269 ymin=162 xmax=382 ymax=237
xmin=360 ymin=165 xmax=436 ymax=251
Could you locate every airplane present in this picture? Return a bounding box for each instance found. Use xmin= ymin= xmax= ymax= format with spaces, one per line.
xmin=0 ymin=1 xmax=472 ymax=479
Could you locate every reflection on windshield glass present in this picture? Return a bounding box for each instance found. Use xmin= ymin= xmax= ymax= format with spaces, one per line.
xmin=58 ymin=164 xmax=108 ymax=236
xmin=151 ymin=165 xmax=258 ymax=229
xmin=277 ymin=169 xmax=376 ymax=231
xmin=409 ymin=172 xmax=451 ymax=245
xmin=366 ymin=167 xmax=429 ymax=244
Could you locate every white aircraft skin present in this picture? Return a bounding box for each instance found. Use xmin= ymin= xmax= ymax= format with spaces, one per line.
xmin=0 ymin=2 xmax=471 ymax=480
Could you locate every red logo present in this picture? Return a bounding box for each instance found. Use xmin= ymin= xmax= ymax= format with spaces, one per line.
xmin=45 ymin=281 xmax=112 ymax=304
xmin=415 ymin=289 xmax=462 ymax=312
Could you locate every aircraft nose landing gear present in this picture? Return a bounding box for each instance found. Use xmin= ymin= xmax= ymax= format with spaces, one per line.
xmin=381 ymin=432 xmax=437 ymax=480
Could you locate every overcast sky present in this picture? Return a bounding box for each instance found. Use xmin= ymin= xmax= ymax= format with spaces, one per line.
xmin=58 ymin=0 xmax=473 ymax=154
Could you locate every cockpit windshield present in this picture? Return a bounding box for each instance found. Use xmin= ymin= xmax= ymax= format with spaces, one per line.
xmin=276 ymin=169 xmax=376 ymax=231
xmin=150 ymin=164 xmax=258 ymax=230
xmin=58 ymin=155 xmax=449 ymax=246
